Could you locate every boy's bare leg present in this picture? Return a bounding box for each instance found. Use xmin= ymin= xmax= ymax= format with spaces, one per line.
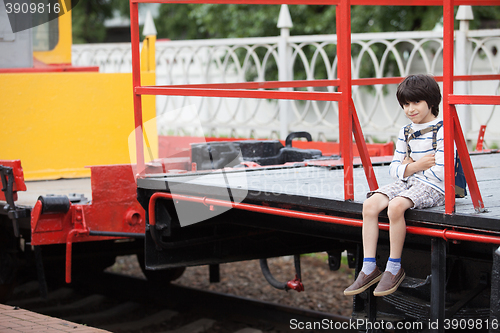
xmin=344 ymin=193 xmax=389 ymax=296
xmin=362 ymin=193 xmax=389 ymax=258
xmin=372 ymin=196 xmax=413 ymax=296
xmin=386 ymin=196 xmax=414 ymax=259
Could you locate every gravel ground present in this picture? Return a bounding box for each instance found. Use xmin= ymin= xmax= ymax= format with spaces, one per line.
xmin=106 ymin=254 xmax=354 ymax=317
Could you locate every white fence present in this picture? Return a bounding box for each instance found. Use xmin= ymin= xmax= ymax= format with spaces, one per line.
xmin=73 ymin=23 xmax=500 ymax=144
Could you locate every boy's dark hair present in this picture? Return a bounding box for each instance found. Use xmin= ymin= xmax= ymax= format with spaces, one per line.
xmin=396 ymin=74 xmax=442 ymax=117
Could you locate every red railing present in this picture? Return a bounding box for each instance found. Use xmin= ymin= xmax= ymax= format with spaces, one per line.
xmin=149 ymin=192 xmax=500 ymax=245
xmin=441 ymin=0 xmax=500 ymax=214
xmin=130 ymin=0 xmax=500 ymax=214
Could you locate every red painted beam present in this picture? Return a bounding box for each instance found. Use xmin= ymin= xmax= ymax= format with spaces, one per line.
xmin=351 ymin=99 xmax=378 ymax=191
xmin=0 ymin=66 xmax=99 ymax=74
xmin=452 ymin=105 xmax=485 ymax=212
xmin=0 ymin=160 xmax=26 ymax=194
xmin=449 ymin=95 xmax=500 ymax=105
xmin=31 ymin=165 xmax=146 ymax=247
xmin=130 ymin=1 xmax=145 ymax=174
xmin=135 ymin=86 xmax=343 ymax=101
xmin=337 ymin=0 xmax=354 ymax=201
xmin=148 ymin=192 xmax=500 ymax=245
xmin=476 ymin=125 xmax=487 ymax=151
xmin=132 ymin=0 xmax=499 ymax=5
xmin=149 ymin=74 xmax=500 ymax=91
xmin=443 ymin=0 xmax=456 ymax=214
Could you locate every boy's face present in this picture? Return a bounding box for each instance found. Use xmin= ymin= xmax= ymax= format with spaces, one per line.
xmin=403 ymin=100 xmax=435 ymax=124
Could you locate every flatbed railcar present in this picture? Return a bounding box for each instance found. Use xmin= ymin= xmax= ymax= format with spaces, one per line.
xmin=137 ymin=148 xmax=500 ymax=329
xmin=2 ymin=0 xmax=500 ymax=332
xmin=127 ymin=0 xmax=500 ymax=331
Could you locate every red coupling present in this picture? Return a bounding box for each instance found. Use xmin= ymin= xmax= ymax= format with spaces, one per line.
xmin=287 ymin=275 xmax=304 ymax=292
xmin=240 ymin=161 xmax=261 ymax=168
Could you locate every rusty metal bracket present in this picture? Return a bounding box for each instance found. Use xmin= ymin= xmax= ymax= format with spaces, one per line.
xmin=65 ymin=206 xmax=89 ymax=283
xmin=0 ymin=166 xmax=25 ymax=237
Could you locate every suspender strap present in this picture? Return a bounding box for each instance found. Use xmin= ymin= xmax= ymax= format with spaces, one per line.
xmin=431 ymin=121 xmax=443 ymax=151
xmin=404 ymin=121 xmax=443 ymax=157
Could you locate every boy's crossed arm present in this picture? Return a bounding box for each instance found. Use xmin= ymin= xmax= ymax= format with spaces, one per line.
xmin=402 ymin=154 xmax=436 ymax=178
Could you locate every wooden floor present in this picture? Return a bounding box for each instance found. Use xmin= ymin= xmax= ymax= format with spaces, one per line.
xmin=139 ymin=151 xmax=500 ymax=233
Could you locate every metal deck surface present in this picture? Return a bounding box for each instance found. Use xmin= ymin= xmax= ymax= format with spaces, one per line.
xmin=138 ymin=152 xmax=500 ymax=233
xmin=16 ymin=178 xmax=92 ymax=207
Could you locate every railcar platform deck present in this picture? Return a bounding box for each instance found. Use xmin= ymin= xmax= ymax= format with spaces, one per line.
xmin=138 ymin=151 xmax=500 ymax=234
xmin=16 ymin=178 xmax=92 ymax=207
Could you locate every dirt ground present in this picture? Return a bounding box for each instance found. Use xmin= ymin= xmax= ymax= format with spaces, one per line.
xmin=106 ymin=253 xmax=355 ymax=317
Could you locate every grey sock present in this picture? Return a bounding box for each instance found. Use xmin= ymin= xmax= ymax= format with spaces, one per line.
xmin=385 ymin=259 xmax=401 ymax=275
xmin=361 ymin=260 xmax=377 ymax=275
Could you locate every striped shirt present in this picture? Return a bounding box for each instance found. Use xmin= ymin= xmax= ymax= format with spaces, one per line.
xmin=389 ymin=118 xmax=445 ymax=194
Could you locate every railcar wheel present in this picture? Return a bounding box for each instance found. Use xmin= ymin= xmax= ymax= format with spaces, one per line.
xmin=0 ymin=251 xmax=18 ymax=302
xmin=137 ymin=254 xmax=185 ymax=283
xmin=0 ymin=219 xmax=21 ymax=302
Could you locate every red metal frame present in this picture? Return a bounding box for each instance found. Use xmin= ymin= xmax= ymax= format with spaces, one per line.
xmin=149 ymin=192 xmax=500 ymax=245
xmin=441 ymin=0 xmax=499 ymax=214
xmin=148 ymin=75 xmax=500 ymax=90
xmin=476 ymin=125 xmax=487 ymax=151
xmin=0 ymin=160 xmax=27 ymax=202
xmin=158 ymin=135 xmax=394 ymax=160
xmin=30 ymin=164 xmax=146 ymax=283
xmin=130 ymin=0 xmax=499 ymax=213
xmin=132 ymin=0 xmax=498 ymax=5
xmin=0 ymin=66 xmax=99 ymax=74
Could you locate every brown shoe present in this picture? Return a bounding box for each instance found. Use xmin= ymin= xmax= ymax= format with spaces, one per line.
xmin=373 ymin=268 xmax=405 ymax=296
xmin=344 ymin=267 xmax=382 ymax=296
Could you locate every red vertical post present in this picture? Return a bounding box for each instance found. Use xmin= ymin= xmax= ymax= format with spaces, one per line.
xmin=337 ymin=0 xmax=353 ymax=201
xmin=130 ymin=0 xmax=145 ymax=175
xmin=476 ymin=125 xmax=486 ymax=151
xmin=443 ymin=0 xmax=456 ymax=214
xmin=452 ymin=105 xmax=485 ymax=212
xmin=351 ymin=99 xmax=378 ymax=191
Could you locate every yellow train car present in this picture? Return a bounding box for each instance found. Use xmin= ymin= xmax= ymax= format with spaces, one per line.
xmin=0 ymin=9 xmax=158 ymax=180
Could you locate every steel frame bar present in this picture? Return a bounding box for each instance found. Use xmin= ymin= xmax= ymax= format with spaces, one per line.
xmin=430 ymin=238 xmax=446 ymax=333
xmin=132 ymin=0 xmax=499 ymax=5
xmin=443 ymin=0 xmax=455 ymax=214
xmin=351 ymin=98 xmax=378 ymax=191
xmin=130 ymin=2 xmax=145 ymax=174
xmin=135 ymin=86 xmax=342 ymax=101
xmin=449 ymin=95 xmax=500 ymax=105
xmin=148 ymin=192 xmax=500 ymax=245
xmin=476 ymin=125 xmax=487 ymax=151
xmin=150 ymin=74 xmax=500 ymax=90
xmin=452 ymin=105 xmax=485 ymax=212
xmin=0 ymin=66 xmax=99 ymax=74
xmin=131 ymin=0 xmax=499 ymax=210
xmin=442 ymin=0 xmax=491 ymax=214
xmin=491 ymin=247 xmax=500 ymax=331
xmin=337 ymin=0 xmax=353 ymax=200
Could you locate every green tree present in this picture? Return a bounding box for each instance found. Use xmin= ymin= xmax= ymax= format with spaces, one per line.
xmin=154 ymin=5 xmax=499 ymax=40
xmin=71 ymin=0 xmax=115 ymax=44
xmin=71 ymin=3 xmax=500 ymax=43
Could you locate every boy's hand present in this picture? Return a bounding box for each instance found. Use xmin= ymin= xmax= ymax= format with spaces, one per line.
xmin=402 ymin=156 xmax=414 ymax=165
xmin=415 ymin=154 xmax=435 ymax=171
xmin=402 ymin=154 xmax=435 ymax=178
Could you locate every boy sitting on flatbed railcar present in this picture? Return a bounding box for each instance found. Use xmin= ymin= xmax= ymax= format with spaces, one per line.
xmin=344 ymin=74 xmax=445 ymax=297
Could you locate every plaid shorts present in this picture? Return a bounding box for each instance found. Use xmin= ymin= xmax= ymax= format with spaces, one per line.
xmin=367 ymin=177 xmax=445 ymax=209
